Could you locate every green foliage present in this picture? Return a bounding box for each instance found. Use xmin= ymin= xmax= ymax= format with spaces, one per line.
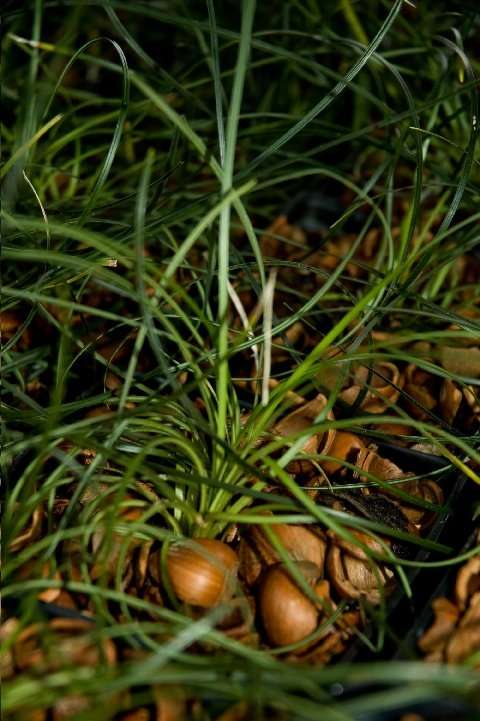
xmin=1 ymin=0 xmax=479 ymax=718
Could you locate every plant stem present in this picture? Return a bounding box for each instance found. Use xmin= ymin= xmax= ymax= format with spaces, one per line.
xmin=215 ymin=0 xmax=256 ymax=470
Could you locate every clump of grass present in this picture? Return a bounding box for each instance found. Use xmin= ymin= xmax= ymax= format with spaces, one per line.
xmin=1 ymin=1 xmax=479 ymax=719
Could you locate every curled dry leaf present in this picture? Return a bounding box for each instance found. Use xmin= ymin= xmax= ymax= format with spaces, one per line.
xmin=260 ymin=215 xmax=307 ymax=262
xmin=439 ymin=378 xmax=463 ymax=425
xmin=288 ymin=606 xmax=360 ymax=666
xmin=215 ymin=702 xmax=250 ymax=721
xmin=0 ymin=310 xmax=31 ymax=348
xmin=370 ymin=420 xmax=412 ymax=446
xmin=16 ymin=558 xmax=62 ymax=603
xmin=9 ymin=505 xmax=44 ymax=553
xmin=402 ymin=363 xmax=437 ymax=419
xmin=105 ymin=371 xmax=122 ymax=391
xmin=419 ymin=541 xmax=480 ymax=668
xmin=7 ymin=618 xmax=118 ymax=719
xmin=418 ymin=597 xmax=459 ymax=657
xmin=355 ymin=448 xmax=404 ymax=482
xmin=340 ymin=362 xmax=403 ymax=413
xmin=320 ymin=431 xmax=365 ymax=475
xmin=84 ymin=406 xmax=115 ymax=419
xmin=271 ymin=322 xmax=310 ymax=365
xmin=216 ymin=594 xmax=257 ymax=646
xmin=266 ymin=378 xmax=305 ymax=406
xmin=290 ymin=626 xmax=349 ymax=666
xmin=258 ymin=561 xmax=330 ymax=647
xmin=167 ymin=539 xmax=239 ymax=608
xmin=391 ymin=478 xmax=444 ymax=530
xmin=21 ymin=711 xmax=47 ymax=721
xmin=154 ymin=685 xmax=188 ymax=721
xmin=445 ymin=592 xmax=480 ymax=665
xmin=309 ymin=235 xmax=361 ymax=277
xmin=239 ymin=521 xmax=327 ymax=586
xmin=455 ymin=556 xmax=480 ymax=610
xmin=12 ymin=617 xmax=116 ymax=674
xmin=326 ymin=530 xmax=395 ymax=604
xmin=119 ymin=709 xmax=150 ymax=721
xmin=272 ymin=393 xmax=335 ymax=474
xmin=402 ymin=384 xmax=437 ymax=420
xmin=0 ymin=618 xmax=19 ymax=680
xmin=464 ymin=385 xmax=480 ymax=423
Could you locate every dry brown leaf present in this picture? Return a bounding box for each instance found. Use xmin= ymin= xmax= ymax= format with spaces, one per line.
xmin=455 ymin=557 xmax=480 ymax=609
xmin=326 ymin=530 xmax=394 ymax=604
xmin=272 ymin=393 xmax=335 ymax=474
xmin=215 ymin=702 xmax=250 ymax=721
xmin=439 ymin=378 xmax=463 ymax=424
xmin=239 ymin=521 xmax=327 ymax=587
xmin=154 ymin=686 xmax=187 ymax=721
xmin=446 ymin=592 xmax=480 ymax=665
xmin=340 ymin=361 xmax=403 ymax=414
xmin=320 ymin=431 xmax=365 ymax=475
xmin=418 ymin=597 xmax=459 ymax=655
xmin=9 ymin=506 xmax=44 ymax=553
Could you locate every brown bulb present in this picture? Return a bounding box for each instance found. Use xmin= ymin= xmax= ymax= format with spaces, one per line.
xmin=259 ymin=562 xmax=322 ymax=647
xmin=167 ymin=538 xmax=238 ymax=608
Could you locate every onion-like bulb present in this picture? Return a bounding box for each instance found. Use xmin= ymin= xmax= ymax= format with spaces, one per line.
xmin=167 ymin=538 xmax=239 ymax=608
xmin=259 ymin=561 xmax=327 ymax=647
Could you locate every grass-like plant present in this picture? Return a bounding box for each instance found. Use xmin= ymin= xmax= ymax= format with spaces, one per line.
xmin=1 ymin=1 xmax=479 ymax=719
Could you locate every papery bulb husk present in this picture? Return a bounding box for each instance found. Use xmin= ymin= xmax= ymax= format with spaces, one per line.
xmin=214 ymin=701 xmax=251 ymax=721
xmin=402 ymin=365 xmax=437 ymax=418
xmin=289 ymin=629 xmax=347 ymax=666
xmin=326 ymin=530 xmax=395 ymax=604
xmin=167 ymin=538 xmax=239 ymax=608
xmin=326 ymin=546 xmax=394 ymax=604
xmin=355 ymin=448 xmax=404 ymax=483
xmin=272 ymin=393 xmax=336 ymax=475
xmin=390 ymin=478 xmax=443 ymax=529
xmin=320 ymin=431 xmax=365 ymax=475
xmin=464 ymin=386 xmax=480 ymax=419
xmin=238 ymin=537 xmax=264 ymax=587
xmin=369 ymin=421 xmax=411 ymax=446
xmin=0 ymin=310 xmax=32 ymax=348
xmin=418 ymin=597 xmax=459 ymax=656
xmin=260 ymin=215 xmax=307 ymax=262
xmin=258 ymin=561 xmax=328 ymax=647
xmin=439 ymin=378 xmax=463 ymax=425
xmin=340 ymin=362 xmax=403 ymax=414
xmin=216 ymin=593 xmax=256 ymax=634
xmin=9 ymin=506 xmax=44 ymax=553
xmin=270 ymin=322 xmax=309 ymax=364
xmin=455 ymin=557 xmax=480 ymax=610
xmin=445 ymin=592 xmax=480 ymax=666
xmin=154 ymin=685 xmax=188 ymax=721
xmin=240 ymin=522 xmax=327 ymax=586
